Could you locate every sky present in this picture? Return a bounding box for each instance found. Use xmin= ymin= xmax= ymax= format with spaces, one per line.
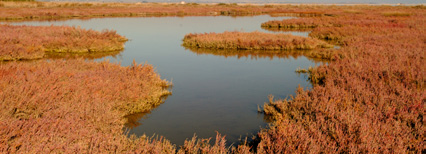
xmin=41 ymin=0 xmax=425 ymax=4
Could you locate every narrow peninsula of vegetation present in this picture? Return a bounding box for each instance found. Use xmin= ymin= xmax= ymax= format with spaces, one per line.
xmin=261 ymin=17 xmax=333 ymax=31
xmin=183 ymin=31 xmax=332 ymax=50
xmin=0 ymin=24 xmax=127 ymax=61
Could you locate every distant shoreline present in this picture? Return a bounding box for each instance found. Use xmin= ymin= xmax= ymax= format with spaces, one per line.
xmin=36 ymin=1 xmax=425 ymax=6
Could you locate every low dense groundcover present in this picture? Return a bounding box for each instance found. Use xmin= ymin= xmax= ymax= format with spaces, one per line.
xmin=0 ymin=24 xmax=127 ymax=61
xmin=0 ymin=59 xmax=174 ymax=153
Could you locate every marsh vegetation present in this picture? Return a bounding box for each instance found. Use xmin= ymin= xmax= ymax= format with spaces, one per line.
xmin=0 ymin=1 xmax=424 ymax=153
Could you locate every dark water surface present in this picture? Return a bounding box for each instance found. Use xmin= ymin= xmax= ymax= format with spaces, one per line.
xmin=11 ymin=16 xmax=324 ymax=146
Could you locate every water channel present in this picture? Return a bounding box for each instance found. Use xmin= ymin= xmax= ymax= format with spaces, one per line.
xmin=9 ymin=15 xmax=325 ymax=146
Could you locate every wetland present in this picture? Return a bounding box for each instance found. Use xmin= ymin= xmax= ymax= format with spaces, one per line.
xmin=1 ymin=2 xmax=423 ymax=153
xmin=7 ymin=15 xmax=324 ymax=146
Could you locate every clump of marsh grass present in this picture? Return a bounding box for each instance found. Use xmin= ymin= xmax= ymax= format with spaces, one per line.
xmin=294 ymin=67 xmax=308 ymax=73
xmin=178 ymin=133 xmax=229 ymax=153
xmin=183 ymin=31 xmax=333 ymax=50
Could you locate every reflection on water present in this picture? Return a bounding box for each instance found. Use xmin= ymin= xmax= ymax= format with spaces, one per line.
xmin=261 ymin=26 xmax=342 ymax=48
xmin=184 ymin=46 xmax=326 ymax=63
xmin=125 ymin=112 xmax=150 ymax=128
xmin=261 ymin=26 xmax=314 ymax=33
xmin=124 ymin=95 xmax=171 ymax=129
xmin=9 ymin=15 xmax=327 ymax=147
xmin=0 ymin=51 xmax=123 ymax=66
xmin=45 ymin=50 xmax=123 ymax=60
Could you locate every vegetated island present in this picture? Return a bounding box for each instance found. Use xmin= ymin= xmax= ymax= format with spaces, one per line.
xmin=183 ymin=31 xmax=333 ymax=50
xmin=182 ymin=31 xmax=335 ymax=60
xmin=0 ymin=24 xmax=127 ymax=61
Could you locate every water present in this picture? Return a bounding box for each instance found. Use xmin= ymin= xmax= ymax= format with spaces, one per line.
xmin=8 ymin=15 xmax=324 ymax=146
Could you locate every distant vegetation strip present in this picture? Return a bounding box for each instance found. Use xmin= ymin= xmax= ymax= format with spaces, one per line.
xmin=183 ymin=31 xmax=333 ymax=50
xmin=0 ymin=1 xmax=330 ymax=21
xmin=0 ymin=59 xmax=174 ymax=153
xmin=0 ymin=24 xmax=127 ymax=61
xmin=0 ymin=1 xmax=423 ymax=22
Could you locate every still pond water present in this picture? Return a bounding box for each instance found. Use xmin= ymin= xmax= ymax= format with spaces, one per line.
xmin=13 ymin=15 xmax=324 ymax=146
